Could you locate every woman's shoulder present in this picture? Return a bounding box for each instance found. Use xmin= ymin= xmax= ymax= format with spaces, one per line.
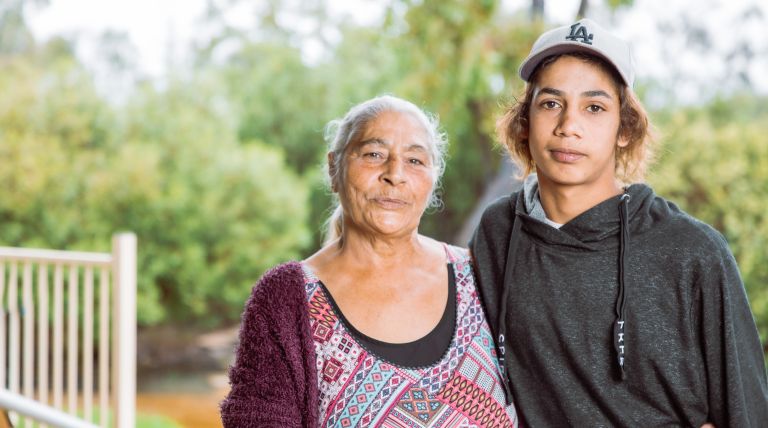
xmin=448 ymin=245 xmax=470 ymax=263
xmin=257 ymin=261 xmax=304 ymax=287
xmin=247 ymin=261 xmax=306 ymax=308
xmin=414 ymin=234 xmax=467 ymax=264
xmin=236 ymin=261 xmax=309 ymax=351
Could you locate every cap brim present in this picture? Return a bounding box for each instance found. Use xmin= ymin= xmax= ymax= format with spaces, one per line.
xmin=518 ymin=42 xmax=632 ymax=87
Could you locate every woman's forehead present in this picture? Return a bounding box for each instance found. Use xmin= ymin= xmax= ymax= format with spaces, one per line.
xmin=359 ymin=111 xmax=431 ymax=145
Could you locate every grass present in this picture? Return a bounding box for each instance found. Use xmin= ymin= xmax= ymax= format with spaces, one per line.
xmin=12 ymin=409 xmax=182 ymax=428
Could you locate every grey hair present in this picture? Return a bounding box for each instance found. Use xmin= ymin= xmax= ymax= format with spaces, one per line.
xmin=323 ymin=95 xmax=448 ymax=245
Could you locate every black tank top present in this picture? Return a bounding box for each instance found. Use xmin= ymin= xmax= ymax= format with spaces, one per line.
xmin=319 ymin=264 xmax=457 ymax=368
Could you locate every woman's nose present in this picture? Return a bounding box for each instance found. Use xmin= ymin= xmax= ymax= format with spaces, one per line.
xmin=381 ymin=157 xmax=406 ymax=185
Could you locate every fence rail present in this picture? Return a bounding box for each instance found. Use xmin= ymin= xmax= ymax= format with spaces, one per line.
xmin=0 ymin=389 xmax=98 ymax=428
xmin=0 ymin=233 xmax=136 ymax=428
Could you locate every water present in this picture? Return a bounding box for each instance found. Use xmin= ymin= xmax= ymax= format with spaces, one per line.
xmin=137 ymin=369 xmax=228 ymax=428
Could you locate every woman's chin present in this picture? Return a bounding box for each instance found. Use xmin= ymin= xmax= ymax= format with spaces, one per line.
xmin=368 ymin=217 xmax=418 ymax=237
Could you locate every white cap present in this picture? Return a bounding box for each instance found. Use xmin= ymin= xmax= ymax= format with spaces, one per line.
xmin=519 ymin=19 xmax=635 ymax=88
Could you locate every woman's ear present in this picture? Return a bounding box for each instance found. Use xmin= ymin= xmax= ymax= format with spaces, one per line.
xmin=328 ymin=152 xmax=338 ymax=193
xmin=617 ymin=135 xmax=629 ymax=148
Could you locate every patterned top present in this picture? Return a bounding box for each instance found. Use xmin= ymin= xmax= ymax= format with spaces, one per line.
xmin=302 ymin=245 xmax=518 ymax=428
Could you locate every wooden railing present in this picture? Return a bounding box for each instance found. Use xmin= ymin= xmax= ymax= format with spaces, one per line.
xmin=0 ymin=233 xmax=136 ymax=428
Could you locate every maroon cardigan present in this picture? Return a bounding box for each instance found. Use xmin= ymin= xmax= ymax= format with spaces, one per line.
xmin=220 ymin=262 xmax=319 ymax=427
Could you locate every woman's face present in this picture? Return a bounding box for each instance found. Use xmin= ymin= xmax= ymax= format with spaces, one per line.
xmin=338 ymin=110 xmax=435 ymax=239
xmin=527 ymin=56 xmax=626 ymax=192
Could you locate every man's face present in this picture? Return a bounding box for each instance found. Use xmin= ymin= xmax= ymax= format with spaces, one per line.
xmin=527 ymin=56 xmax=626 ymax=193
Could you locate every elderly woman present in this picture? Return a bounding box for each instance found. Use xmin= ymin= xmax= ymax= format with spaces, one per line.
xmin=220 ymin=95 xmax=518 ymax=427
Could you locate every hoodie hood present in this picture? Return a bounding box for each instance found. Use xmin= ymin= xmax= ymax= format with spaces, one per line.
xmin=522 ymin=173 xmax=548 ymax=222
xmin=517 ymin=174 xmax=657 ymax=250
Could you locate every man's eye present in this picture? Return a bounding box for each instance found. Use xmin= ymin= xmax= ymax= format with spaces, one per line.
xmin=542 ymin=101 xmax=559 ymax=109
xmin=363 ymin=152 xmax=383 ymax=159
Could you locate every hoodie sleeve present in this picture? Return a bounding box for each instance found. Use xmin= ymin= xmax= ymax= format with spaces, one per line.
xmin=220 ymin=262 xmax=318 ymax=428
xmin=697 ymin=234 xmax=768 ymax=426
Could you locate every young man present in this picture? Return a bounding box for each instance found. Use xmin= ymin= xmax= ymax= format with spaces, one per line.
xmin=470 ymin=18 xmax=768 ymax=426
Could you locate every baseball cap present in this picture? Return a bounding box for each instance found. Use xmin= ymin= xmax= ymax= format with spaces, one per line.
xmin=518 ymin=18 xmax=635 ymax=88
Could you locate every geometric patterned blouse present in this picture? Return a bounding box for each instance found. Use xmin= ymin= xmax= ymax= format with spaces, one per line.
xmin=301 ymin=244 xmax=519 ymax=427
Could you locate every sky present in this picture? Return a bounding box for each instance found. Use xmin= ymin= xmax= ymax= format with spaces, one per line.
xmin=26 ymin=0 xmax=768 ymax=103
xmin=27 ymin=0 xmax=208 ymax=77
xmin=26 ymin=0 xmax=387 ymax=77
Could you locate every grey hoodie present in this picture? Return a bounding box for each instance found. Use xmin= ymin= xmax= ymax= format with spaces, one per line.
xmin=470 ymin=177 xmax=768 ymax=427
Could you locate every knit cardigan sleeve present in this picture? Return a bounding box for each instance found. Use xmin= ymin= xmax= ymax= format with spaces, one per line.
xmin=220 ymin=262 xmax=319 ymax=428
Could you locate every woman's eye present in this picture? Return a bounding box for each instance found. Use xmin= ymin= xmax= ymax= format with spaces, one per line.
xmin=409 ymin=158 xmax=425 ymax=166
xmin=363 ymin=151 xmax=384 ymax=159
xmin=587 ymin=104 xmax=604 ymax=113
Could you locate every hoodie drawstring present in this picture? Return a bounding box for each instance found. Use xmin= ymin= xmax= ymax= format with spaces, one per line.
xmin=497 ymin=208 xmax=522 ymax=405
xmin=614 ymin=192 xmax=631 ymax=380
xmin=497 ymin=191 xmax=631 ymax=399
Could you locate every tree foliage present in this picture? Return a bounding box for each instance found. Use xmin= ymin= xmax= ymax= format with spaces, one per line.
xmin=2 ymin=0 xmax=766 ymax=338
xmin=0 ymin=45 xmax=310 ymax=327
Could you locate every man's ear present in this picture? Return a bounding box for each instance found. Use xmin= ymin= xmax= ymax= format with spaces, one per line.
xmin=520 ymin=117 xmax=529 ymax=140
xmin=617 ymin=135 xmax=629 ymax=148
xmin=328 ymin=152 xmax=338 ymax=193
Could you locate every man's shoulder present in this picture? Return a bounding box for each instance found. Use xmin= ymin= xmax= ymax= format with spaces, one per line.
xmin=470 ymin=193 xmax=520 ymax=263
xmin=653 ymin=198 xmax=730 ymax=252
xmin=477 ymin=193 xmax=519 ymax=230
xmin=484 ymin=193 xmax=517 ymax=215
xmin=643 ymin=194 xmax=733 ymax=266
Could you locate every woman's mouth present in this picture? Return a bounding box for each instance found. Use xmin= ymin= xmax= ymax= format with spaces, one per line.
xmin=372 ymin=197 xmax=408 ymax=209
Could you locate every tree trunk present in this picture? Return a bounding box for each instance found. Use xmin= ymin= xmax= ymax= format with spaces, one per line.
xmin=531 ymin=0 xmax=545 ymax=21
xmin=577 ymin=0 xmax=589 ymax=19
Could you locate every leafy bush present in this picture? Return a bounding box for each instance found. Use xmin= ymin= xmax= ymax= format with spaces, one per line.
xmin=0 ymin=55 xmax=311 ymax=327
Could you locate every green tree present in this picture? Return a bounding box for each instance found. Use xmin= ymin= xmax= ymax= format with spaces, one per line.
xmin=115 ymin=78 xmax=312 ymax=324
xmin=0 ymin=46 xmax=312 ymax=327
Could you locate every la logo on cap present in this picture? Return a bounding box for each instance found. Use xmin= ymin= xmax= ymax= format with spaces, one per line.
xmin=565 ymin=23 xmax=593 ymax=45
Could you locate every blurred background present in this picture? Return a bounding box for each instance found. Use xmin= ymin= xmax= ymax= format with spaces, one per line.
xmin=2 ymin=0 xmax=767 ymax=426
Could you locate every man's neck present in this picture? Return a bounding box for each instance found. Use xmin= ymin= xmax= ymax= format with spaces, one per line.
xmin=537 ymin=179 xmax=623 ymax=224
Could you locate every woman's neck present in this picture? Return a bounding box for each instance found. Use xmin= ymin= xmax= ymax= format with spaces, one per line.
xmin=307 ymin=226 xmax=430 ymax=270
xmin=335 ymin=227 xmax=426 ymax=270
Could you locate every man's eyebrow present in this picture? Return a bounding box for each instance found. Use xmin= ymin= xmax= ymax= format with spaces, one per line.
xmin=535 ymin=87 xmax=614 ymax=99
xmin=537 ymin=87 xmax=563 ymax=97
xmin=582 ymin=90 xmax=613 ymax=99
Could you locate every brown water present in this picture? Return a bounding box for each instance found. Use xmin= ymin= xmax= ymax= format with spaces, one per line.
xmin=137 ymin=370 xmax=228 ymax=428
xmin=137 ymin=389 xmax=227 ymax=428
xmin=134 ymin=324 xmax=239 ymax=427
